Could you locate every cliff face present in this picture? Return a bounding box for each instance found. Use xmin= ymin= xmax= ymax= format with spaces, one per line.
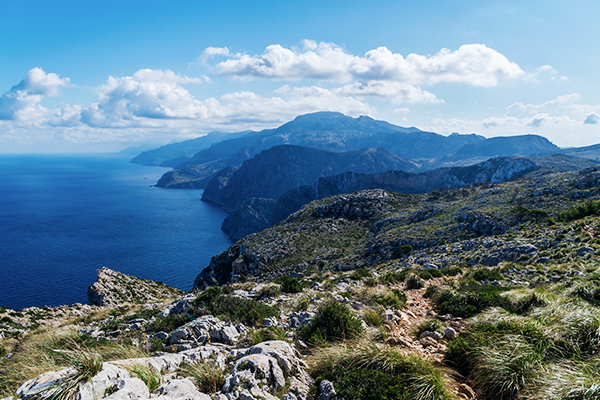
xmin=201 ymin=145 xmax=419 ymax=211
xmin=220 ymin=156 xmax=541 ymax=241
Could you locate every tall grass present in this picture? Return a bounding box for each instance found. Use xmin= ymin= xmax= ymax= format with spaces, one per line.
xmin=45 ymin=345 xmax=104 ymax=400
xmin=309 ymin=343 xmax=455 ymax=400
xmin=178 ymin=362 xmax=225 ymax=394
xmin=125 ymin=364 xmax=162 ymax=392
xmin=0 ymin=329 xmax=144 ymax=398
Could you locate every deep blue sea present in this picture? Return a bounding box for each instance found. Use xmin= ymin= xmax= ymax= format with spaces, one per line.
xmin=0 ymin=154 xmax=232 ymax=310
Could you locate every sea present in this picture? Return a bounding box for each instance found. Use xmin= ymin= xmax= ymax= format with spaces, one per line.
xmin=0 ymin=154 xmax=233 ymax=310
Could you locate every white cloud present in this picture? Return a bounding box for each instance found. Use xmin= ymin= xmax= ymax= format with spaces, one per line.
xmin=584 ymin=112 xmax=599 ymax=124
xmin=80 ymin=69 xmax=207 ymax=127
xmin=336 ymin=81 xmax=441 ymax=103
xmin=209 ymin=41 xmax=525 ymax=87
xmin=394 ymin=107 xmax=410 ymax=114
xmin=0 ymin=67 xmax=69 ymax=121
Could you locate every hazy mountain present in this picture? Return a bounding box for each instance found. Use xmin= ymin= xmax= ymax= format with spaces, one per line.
xmin=130 ymin=130 xmax=250 ymax=167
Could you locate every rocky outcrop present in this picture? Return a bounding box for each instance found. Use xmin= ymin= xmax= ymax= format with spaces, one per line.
xmin=88 ymin=267 xmax=185 ymax=307
xmin=14 ymin=341 xmax=312 ymax=400
xmin=482 ymin=244 xmax=539 ymax=266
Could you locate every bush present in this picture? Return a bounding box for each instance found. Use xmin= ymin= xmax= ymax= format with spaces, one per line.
xmin=256 ymin=284 xmax=281 ymax=299
xmin=192 ymin=287 xmax=278 ymax=327
xmin=414 ymin=319 xmax=445 ymax=337
xmin=434 ymin=286 xmax=518 ymax=318
xmin=302 ymin=301 xmax=363 ymax=343
xmin=471 ymin=268 xmax=503 ymax=282
xmin=379 ymin=271 xmax=409 ymax=284
xmin=350 ymin=268 xmax=372 ymax=280
xmin=441 ymin=267 xmax=462 ymax=277
xmin=556 ymin=200 xmax=600 ymax=222
xmin=274 ymin=276 xmax=303 ymax=294
xmin=406 ymin=274 xmax=425 ymax=290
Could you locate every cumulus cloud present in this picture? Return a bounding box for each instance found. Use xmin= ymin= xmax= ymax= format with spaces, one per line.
xmin=336 ymin=81 xmax=441 ymax=103
xmin=0 ymin=67 xmax=69 ymax=121
xmin=80 ymin=69 xmax=207 ymax=127
xmin=584 ymin=112 xmax=599 ymax=124
xmin=209 ymin=41 xmax=525 ymax=87
xmin=74 ymin=68 xmax=373 ymax=130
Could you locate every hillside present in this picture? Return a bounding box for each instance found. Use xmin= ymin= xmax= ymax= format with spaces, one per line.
xmin=220 ymin=155 xmax=598 ymax=241
xmin=201 ymin=145 xmax=419 ymax=212
xmin=196 ymin=163 xmax=600 ymax=288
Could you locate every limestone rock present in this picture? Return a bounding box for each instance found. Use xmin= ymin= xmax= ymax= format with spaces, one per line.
xmin=88 ymin=267 xmax=184 ymax=307
xmin=318 ymin=380 xmax=337 ymax=400
xmin=154 ymin=378 xmax=212 ymax=400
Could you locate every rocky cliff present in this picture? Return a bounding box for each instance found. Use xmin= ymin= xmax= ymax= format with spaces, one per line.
xmin=201 ymin=145 xmax=419 ymax=211
xmin=219 ymin=156 xmax=541 ymax=241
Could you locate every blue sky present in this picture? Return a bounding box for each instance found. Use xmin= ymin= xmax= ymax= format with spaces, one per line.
xmin=1 ymin=0 xmax=599 ymax=152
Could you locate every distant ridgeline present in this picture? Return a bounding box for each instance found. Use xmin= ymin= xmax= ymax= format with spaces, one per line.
xmin=132 ymin=111 xmax=600 ymax=241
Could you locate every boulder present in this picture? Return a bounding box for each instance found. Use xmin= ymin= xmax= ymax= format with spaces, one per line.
xmin=318 ymin=380 xmax=337 ymax=400
xmin=154 ymin=378 xmax=212 ymax=400
xmin=103 ymin=378 xmax=149 ymax=400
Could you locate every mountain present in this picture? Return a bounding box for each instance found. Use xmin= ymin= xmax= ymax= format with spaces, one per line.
xmin=201 ymin=145 xmax=419 ymax=212
xmin=426 ymin=134 xmax=560 ymax=168
xmin=130 ymin=130 xmax=249 ymax=167
xmin=154 ymin=112 xmax=489 ymax=188
xmin=219 ymin=154 xmax=599 ymax=241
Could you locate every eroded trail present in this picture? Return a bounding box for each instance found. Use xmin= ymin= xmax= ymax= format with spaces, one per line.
xmin=386 ymin=282 xmax=477 ymax=400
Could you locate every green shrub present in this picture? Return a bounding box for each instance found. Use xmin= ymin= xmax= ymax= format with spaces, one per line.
xmin=556 ymin=200 xmax=600 ymax=222
xmin=379 ymin=271 xmax=409 ymax=284
xmin=147 ymin=314 xmax=189 ymax=333
xmin=302 ymin=301 xmax=363 ymax=343
xmin=256 ymin=284 xmax=281 ymax=299
xmin=441 ymin=267 xmax=462 ymax=277
xmin=434 ymin=286 xmax=518 ymax=318
xmin=471 ymin=268 xmax=503 ymax=282
xmin=274 ymin=276 xmax=303 ymax=294
xmin=406 ymin=274 xmax=425 ymax=290
xmin=399 ymin=244 xmax=413 ymax=255
xmin=414 ymin=319 xmax=444 ymax=337
xmin=191 ymin=288 xmax=278 ymax=327
xmin=350 ymin=268 xmax=372 ymax=280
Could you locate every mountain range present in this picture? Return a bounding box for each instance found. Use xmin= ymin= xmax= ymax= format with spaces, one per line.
xmin=138 ymin=112 xmax=562 ymax=189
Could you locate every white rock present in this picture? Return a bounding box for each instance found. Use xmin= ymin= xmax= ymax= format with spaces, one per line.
xmin=154 ymin=378 xmax=211 ymax=400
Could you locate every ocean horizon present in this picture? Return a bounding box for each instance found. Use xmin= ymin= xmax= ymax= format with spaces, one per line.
xmin=0 ymin=153 xmax=232 ymax=310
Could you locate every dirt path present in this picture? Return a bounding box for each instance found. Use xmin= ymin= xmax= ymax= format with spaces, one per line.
xmin=386 ymin=281 xmax=477 ymax=400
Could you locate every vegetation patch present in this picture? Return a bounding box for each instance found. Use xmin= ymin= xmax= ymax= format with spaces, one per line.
xmin=301 ymin=301 xmax=363 ymax=344
xmin=310 ymin=344 xmax=455 ymax=400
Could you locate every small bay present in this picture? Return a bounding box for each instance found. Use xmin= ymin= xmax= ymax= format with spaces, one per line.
xmin=0 ymin=154 xmax=232 ymax=310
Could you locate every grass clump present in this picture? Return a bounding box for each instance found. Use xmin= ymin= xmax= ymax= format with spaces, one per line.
xmin=125 ymin=364 xmax=162 ymax=392
xmin=191 ymin=286 xmax=278 ymax=327
xmin=46 ymin=344 xmax=104 ymax=400
xmin=362 ymin=309 xmax=384 ymax=327
xmin=350 ymin=268 xmax=372 ymax=280
xmin=469 ymin=268 xmax=503 ymax=282
xmin=301 ymin=301 xmax=363 ymax=344
xmin=178 ymin=362 xmax=225 ymax=394
xmin=310 ymin=343 xmax=455 ymax=400
xmin=248 ymin=326 xmax=288 ymax=345
xmin=406 ymin=274 xmax=425 ymax=290
xmin=414 ymin=319 xmax=445 ymax=337
xmin=274 ymin=275 xmax=303 ymax=294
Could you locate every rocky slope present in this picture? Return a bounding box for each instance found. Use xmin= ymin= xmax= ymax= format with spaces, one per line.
xmin=88 ymin=267 xmax=185 ymax=307
xmin=195 ymin=163 xmax=600 ymax=289
xmin=202 ymin=145 xmax=419 ymax=212
xmin=155 ymin=111 xmax=544 ymax=189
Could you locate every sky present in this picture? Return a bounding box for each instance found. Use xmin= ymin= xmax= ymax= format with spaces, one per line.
xmin=0 ymin=0 xmax=599 ymax=153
